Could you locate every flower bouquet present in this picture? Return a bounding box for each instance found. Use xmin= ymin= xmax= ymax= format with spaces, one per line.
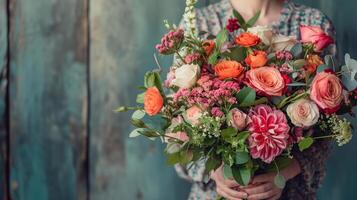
xmin=117 ymin=0 xmax=354 ymax=193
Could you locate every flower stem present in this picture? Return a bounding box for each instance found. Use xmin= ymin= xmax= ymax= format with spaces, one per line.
xmin=313 ymin=134 xmax=338 ymax=140
xmin=175 ymin=51 xmax=186 ymax=64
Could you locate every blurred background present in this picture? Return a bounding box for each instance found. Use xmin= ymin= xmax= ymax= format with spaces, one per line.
xmin=0 ymin=0 xmax=356 ymax=199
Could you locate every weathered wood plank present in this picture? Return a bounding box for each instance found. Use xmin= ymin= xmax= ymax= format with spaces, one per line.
xmin=89 ymin=0 xmax=190 ymax=199
xmin=8 ymin=0 xmax=89 ymax=199
xmin=0 ymin=0 xmax=8 ymax=199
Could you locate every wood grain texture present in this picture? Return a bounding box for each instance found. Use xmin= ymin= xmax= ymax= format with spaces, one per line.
xmin=8 ymin=0 xmax=89 ymax=199
xmin=89 ymin=0 xmax=190 ymax=199
xmin=0 ymin=0 xmax=8 ymax=199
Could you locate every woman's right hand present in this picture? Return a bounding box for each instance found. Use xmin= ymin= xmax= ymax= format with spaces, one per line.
xmin=210 ymin=165 xmax=248 ymax=200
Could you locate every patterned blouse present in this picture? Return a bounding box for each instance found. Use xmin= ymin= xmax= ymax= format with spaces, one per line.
xmin=175 ymin=0 xmax=337 ymax=200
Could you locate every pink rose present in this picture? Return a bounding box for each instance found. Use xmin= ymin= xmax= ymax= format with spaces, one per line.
xmin=229 ymin=108 xmax=249 ymax=131
xmin=245 ymin=67 xmax=285 ymax=96
xmin=300 ymin=25 xmax=334 ymax=51
xmin=248 ymin=105 xmax=290 ymax=163
xmin=166 ymin=131 xmax=189 ymax=142
xmin=185 ymin=105 xmax=203 ymax=125
xmin=310 ymin=71 xmax=343 ymax=114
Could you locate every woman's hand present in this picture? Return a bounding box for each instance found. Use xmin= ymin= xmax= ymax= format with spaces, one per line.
xmin=244 ymin=159 xmax=302 ymax=200
xmin=210 ymin=165 xmax=248 ymax=200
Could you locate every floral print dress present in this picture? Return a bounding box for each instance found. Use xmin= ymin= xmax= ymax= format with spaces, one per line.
xmin=175 ymin=0 xmax=337 ymax=199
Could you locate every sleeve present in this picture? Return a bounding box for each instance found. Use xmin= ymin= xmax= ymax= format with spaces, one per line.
xmin=289 ymin=13 xmax=336 ymax=196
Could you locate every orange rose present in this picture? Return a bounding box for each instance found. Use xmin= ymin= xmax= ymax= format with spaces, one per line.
xmin=235 ymin=32 xmax=261 ymax=47
xmin=245 ymin=50 xmax=268 ymax=69
xmin=203 ymin=40 xmax=215 ymax=56
xmin=144 ymin=87 xmax=164 ymax=116
xmin=305 ymin=54 xmax=324 ymax=73
xmin=214 ymin=60 xmax=245 ymax=80
xmin=245 ymin=67 xmax=285 ymax=96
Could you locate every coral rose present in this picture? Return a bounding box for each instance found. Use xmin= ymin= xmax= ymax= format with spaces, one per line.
xmin=310 ymin=71 xmax=343 ymax=114
xmin=305 ymin=54 xmax=324 ymax=73
xmin=287 ymin=98 xmax=320 ymax=128
xmin=185 ymin=105 xmax=203 ymax=125
xmin=144 ymin=87 xmax=164 ymax=116
xmin=245 ymin=50 xmax=268 ymax=69
xmin=300 ymin=25 xmax=334 ymax=52
xmin=248 ymin=105 xmax=290 ymax=163
xmin=229 ymin=108 xmax=249 ymax=131
xmin=214 ymin=60 xmax=244 ymax=80
xmin=245 ymin=67 xmax=285 ymax=96
xmin=203 ymin=40 xmax=215 ymax=56
xmin=235 ymin=32 xmax=261 ymax=47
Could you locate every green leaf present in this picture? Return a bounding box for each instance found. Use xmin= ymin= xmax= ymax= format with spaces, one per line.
xmin=132 ymin=110 xmax=145 ymax=119
xmin=129 ymin=128 xmax=145 ymax=138
xmin=253 ymin=97 xmax=268 ymax=105
xmin=215 ymin=29 xmax=228 ymax=49
xmin=166 ymin=152 xmax=181 ymax=165
xmin=114 ymin=106 xmax=127 ymax=112
xmin=264 ymin=157 xmax=293 ymax=173
xmin=223 ymin=164 xmax=233 ymax=179
xmin=222 ymin=127 xmax=237 ymax=140
xmin=130 ymin=119 xmax=147 ymax=128
xmin=138 ymin=130 xmax=160 ymax=138
xmin=237 ymin=131 xmax=250 ymax=141
xmin=232 ymin=165 xmax=251 ymax=186
xmin=292 ymin=59 xmax=306 ymax=69
xmin=290 ymin=43 xmax=302 ymax=58
xmin=324 ymin=55 xmax=335 ymax=71
xmin=205 ymin=156 xmax=222 ymax=173
xmin=298 ymin=137 xmax=314 ymax=151
xmin=144 ymin=72 xmax=156 ymax=88
xmin=180 ymin=150 xmax=194 ymax=164
xmin=317 ymin=64 xmax=331 ymax=73
xmin=153 ymin=72 xmax=164 ymax=94
xmin=233 ymin=10 xmax=246 ymax=29
xmin=236 ymin=87 xmax=256 ymax=107
xmin=246 ymin=11 xmax=261 ymax=27
xmin=224 ymin=46 xmax=245 ymax=62
xmin=235 ymin=151 xmax=249 ymax=164
xmin=136 ymin=92 xmax=145 ymax=104
xmin=274 ymin=174 xmax=286 ymax=189
xmin=208 ymin=51 xmax=219 ymax=65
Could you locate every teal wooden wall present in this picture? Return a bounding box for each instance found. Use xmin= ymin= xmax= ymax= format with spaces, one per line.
xmin=0 ymin=0 xmax=356 ymax=200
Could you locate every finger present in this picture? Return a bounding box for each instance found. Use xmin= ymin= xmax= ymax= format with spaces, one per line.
xmin=218 ymin=184 xmax=248 ymax=199
xmin=216 ymin=186 xmax=243 ymax=200
xmin=247 ymin=189 xmax=277 ymax=200
xmin=252 ymin=173 xmax=275 ymax=184
xmin=244 ymin=182 xmax=274 ymax=195
xmin=266 ymin=192 xmax=282 ymax=200
xmin=224 ymin=179 xmax=240 ymax=187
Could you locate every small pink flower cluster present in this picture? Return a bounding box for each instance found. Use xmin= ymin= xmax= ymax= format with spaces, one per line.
xmin=275 ymin=50 xmax=293 ymax=60
xmin=155 ymin=29 xmax=184 ymax=54
xmin=185 ymin=53 xmax=201 ymax=64
xmin=173 ymin=75 xmax=240 ymax=108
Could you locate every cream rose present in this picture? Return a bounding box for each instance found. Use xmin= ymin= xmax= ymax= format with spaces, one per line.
xmin=229 ymin=108 xmax=249 ymax=131
xmin=172 ymin=64 xmax=200 ymax=89
xmin=247 ymin=26 xmax=274 ymax=45
xmin=287 ymin=99 xmax=320 ymax=128
xmin=271 ymin=34 xmax=297 ymax=52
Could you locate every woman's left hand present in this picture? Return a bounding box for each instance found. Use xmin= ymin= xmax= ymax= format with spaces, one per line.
xmin=244 ymin=159 xmax=302 ymax=200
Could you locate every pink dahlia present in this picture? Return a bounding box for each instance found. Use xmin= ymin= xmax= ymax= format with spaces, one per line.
xmin=248 ymin=105 xmax=290 ymax=163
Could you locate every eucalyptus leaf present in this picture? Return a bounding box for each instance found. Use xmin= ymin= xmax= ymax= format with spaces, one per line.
xmin=132 ymin=110 xmax=146 ymax=119
xmin=317 ymin=64 xmax=331 ymax=73
xmin=131 ymin=119 xmax=147 ymax=128
xmin=290 ymin=43 xmax=302 ymax=58
xmin=298 ymin=137 xmax=314 ymax=151
xmin=274 ymin=174 xmax=286 ymax=189
xmin=324 ymin=55 xmax=335 ymax=71
xmin=139 ymin=130 xmax=160 ymax=138
xmin=129 ymin=128 xmax=145 ymax=138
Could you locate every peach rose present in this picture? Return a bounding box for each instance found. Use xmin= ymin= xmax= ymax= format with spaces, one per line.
xmin=287 ymin=98 xmax=320 ymax=128
xmin=304 ymin=54 xmax=324 ymax=73
xmin=203 ymin=40 xmax=215 ymax=56
xmin=245 ymin=50 xmax=268 ymax=69
xmin=245 ymin=67 xmax=285 ymax=96
xmin=235 ymin=32 xmax=261 ymax=47
xmin=144 ymin=87 xmax=164 ymax=116
xmin=300 ymin=25 xmax=334 ymax=52
xmin=229 ymin=108 xmax=249 ymax=131
xmin=214 ymin=60 xmax=244 ymax=80
xmin=166 ymin=131 xmax=189 ymax=142
xmin=310 ymin=71 xmax=343 ymax=113
xmin=185 ymin=105 xmax=203 ymax=125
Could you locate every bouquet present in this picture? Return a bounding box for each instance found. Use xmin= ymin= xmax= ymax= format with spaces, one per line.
xmin=117 ymin=0 xmax=354 ymax=192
